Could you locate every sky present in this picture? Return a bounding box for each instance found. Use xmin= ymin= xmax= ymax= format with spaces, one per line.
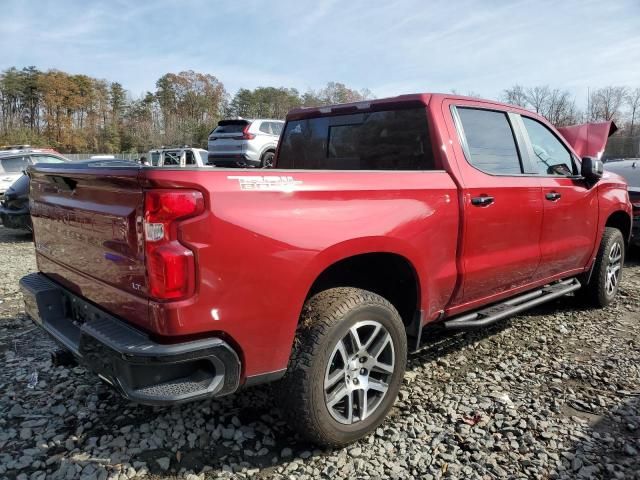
xmin=2 ymin=0 xmax=639 ymax=105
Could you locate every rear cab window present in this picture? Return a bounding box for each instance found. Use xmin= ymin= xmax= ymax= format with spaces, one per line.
xmin=456 ymin=108 xmax=523 ymax=175
xmin=277 ymin=108 xmax=436 ymax=170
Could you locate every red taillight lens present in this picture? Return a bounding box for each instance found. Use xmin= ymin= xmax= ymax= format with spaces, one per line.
xmin=231 ymin=124 xmax=255 ymax=140
xmin=144 ymin=190 xmax=204 ymax=300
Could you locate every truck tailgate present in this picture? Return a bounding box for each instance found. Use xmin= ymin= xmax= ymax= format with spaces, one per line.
xmin=29 ymin=163 xmax=149 ymax=328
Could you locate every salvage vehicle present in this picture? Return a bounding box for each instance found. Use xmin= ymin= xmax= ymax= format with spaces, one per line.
xmin=0 ymin=148 xmax=68 ymax=230
xmin=604 ymin=158 xmax=640 ymax=245
xmin=148 ymin=146 xmax=210 ymax=167
xmin=20 ymin=94 xmax=632 ymax=447
xmin=207 ymin=118 xmax=283 ymax=168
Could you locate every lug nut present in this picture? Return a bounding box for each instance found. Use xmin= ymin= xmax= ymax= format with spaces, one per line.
xmin=353 ymin=378 xmax=359 ymax=385
xmin=360 ymin=368 xmax=367 ymax=375
xmin=359 ymin=357 xmax=367 ymax=363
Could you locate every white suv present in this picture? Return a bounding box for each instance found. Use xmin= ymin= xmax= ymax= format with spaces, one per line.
xmin=207 ymin=119 xmax=284 ymax=168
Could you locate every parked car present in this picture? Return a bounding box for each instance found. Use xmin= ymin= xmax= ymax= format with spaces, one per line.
xmin=20 ymin=93 xmax=631 ymax=447
xmin=604 ymin=158 xmax=640 ymax=245
xmin=148 ymin=146 xmax=210 ymax=167
xmin=207 ymin=118 xmax=283 ymax=168
xmin=0 ymin=148 xmax=68 ymax=230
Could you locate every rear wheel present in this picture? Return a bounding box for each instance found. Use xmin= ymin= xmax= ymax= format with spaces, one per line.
xmin=260 ymin=151 xmax=275 ymax=168
xmin=581 ymin=227 xmax=625 ymax=307
xmin=278 ymin=287 xmax=407 ymax=447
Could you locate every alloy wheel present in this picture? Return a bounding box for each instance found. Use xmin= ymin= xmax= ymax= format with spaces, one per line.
xmin=323 ymin=320 xmax=395 ymax=425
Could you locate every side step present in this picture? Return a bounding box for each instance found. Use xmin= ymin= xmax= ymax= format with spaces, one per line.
xmin=443 ymin=278 xmax=581 ymax=330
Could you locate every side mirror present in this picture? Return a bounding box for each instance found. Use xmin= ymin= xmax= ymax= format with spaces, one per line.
xmin=581 ymin=156 xmax=603 ymax=183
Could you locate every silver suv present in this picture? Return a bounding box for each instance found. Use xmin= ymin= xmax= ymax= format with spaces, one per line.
xmin=207 ymin=119 xmax=284 ymax=168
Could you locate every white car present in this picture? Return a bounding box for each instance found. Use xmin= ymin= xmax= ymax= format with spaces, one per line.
xmin=148 ymin=147 xmax=210 ymax=168
xmin=0 ymin=147 xmax=67 ymax=198
xmin=208 ymin=119 xmax=284 ymax=168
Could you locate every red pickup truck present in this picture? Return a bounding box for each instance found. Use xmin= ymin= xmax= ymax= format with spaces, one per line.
xmin=20 ymin=94 xmax=632 ymax=447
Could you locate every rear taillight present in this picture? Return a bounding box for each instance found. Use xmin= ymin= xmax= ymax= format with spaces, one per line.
xmin=144 ymin=190 xmax=204 ymax=300
xmin=231 ymin=124 xmax=255 ymax=140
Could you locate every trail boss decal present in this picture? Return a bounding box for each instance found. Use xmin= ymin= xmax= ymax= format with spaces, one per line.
xmin=227 ymin=175 xmax=302 ymax=191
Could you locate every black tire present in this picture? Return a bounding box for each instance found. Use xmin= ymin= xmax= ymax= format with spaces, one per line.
xmin=261 ymin=151 xmax=275 ymax=168
xmin=278 ymin=287 xmax=407 ymax=447
xmin=580 ymin=227 xmax=625 ymax=307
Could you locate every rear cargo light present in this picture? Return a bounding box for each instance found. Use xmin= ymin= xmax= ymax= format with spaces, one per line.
xmin=144 ymin=190 xmax=204 ymax=300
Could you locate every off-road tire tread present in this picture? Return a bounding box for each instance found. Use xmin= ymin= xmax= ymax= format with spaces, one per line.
xmin=277 ymin=287 xmax=406 ymax=447
xmin=582 ymin=227 xmax=625 ymax=307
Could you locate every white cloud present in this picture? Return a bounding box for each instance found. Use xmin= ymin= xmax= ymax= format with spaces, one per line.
xmin=1 ymin=0 xmax=639 ymax=106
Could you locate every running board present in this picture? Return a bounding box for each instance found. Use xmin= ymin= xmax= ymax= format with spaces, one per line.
xmin=443 ymin=278 xmax=581 ymax=330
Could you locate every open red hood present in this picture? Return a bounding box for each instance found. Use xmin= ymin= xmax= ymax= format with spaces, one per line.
xmin=557 ymin=121 xmax=618 ymax=159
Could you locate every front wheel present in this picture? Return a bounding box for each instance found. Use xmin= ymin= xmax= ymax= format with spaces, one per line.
xmin=260 ymin=151 xmax=275 ymax=168
xmin=581 ymin=227 xmax=625 ymax=307
xmin=278 ymin=287 xmax=407 ymax=447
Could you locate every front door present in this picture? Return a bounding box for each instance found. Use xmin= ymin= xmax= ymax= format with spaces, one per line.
xmin=519 ymin=115 xmax=598 ymax=278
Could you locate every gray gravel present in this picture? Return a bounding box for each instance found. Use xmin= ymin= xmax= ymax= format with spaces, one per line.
xmin=1 ymin=224 xmax=639 ymax=480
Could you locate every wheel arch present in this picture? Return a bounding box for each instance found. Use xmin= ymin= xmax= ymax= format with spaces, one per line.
xmin=303 ymin=251 xmax=422 ymax=329
xmin=605 ymin=210 xmax=632 ymax=245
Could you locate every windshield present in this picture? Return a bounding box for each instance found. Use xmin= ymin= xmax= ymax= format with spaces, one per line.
xmin=0 ymin=156 xmax=30 ymax=174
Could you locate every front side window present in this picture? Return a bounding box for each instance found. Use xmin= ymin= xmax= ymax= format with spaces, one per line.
xmin=457 ymin=108 xmax=522 ymax=175
xmin=521 ymin=116 xmax=574 ymax=176
xmin=277 ymin=108 xmax=436 ymax=170
xmin=185 ymin=151 xmax=196 ymax=165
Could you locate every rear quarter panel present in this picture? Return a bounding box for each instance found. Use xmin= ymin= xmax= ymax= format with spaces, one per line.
xmin=141 ymin=168 xmax=459 ymax=378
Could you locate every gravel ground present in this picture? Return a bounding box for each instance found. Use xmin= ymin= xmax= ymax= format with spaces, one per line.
xmin=0 ymin=225 xmax=639 ymax=480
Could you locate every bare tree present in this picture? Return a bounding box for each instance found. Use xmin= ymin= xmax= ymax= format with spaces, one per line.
xmin=501 ymin=85 xmax=528 ymax=107
xmin=589 ymin=86 xmax=627 ymax=122
xmin=626 ymin=88 xmax=640 ymax=136
xmin=524 ymin=86 xmax=551 ymax=114
xmin=545 ymin=88 xmax=579 ymax=126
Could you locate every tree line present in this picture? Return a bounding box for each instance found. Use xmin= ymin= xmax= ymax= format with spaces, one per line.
xmin=0 ymin=65 xmax=638 ymax=155
xmin=0 ymin=66 xmax=371 ymax=153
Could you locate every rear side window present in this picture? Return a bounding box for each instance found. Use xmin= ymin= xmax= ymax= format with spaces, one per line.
xmin=457 ymin=108 xmax=522 ymax=175
xmin=213 ymin=121 xmax=249 ymax=134
xmin=521 ymin=116 xmax=575 ymax=176
xmin=277 ymin=108 xmax=436 ymax=170
xmin=271 ymin=122 xmax=284 ymax=136
xmin=185 ymin=151 xmax=196 ymax=165
xmin=259 ymin=122 xmax=272 ymax=134
xmin=0 ymin=156 xmax=30 ymax=173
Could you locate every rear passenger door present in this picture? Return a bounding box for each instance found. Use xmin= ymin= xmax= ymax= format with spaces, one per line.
xmin=518 ymin=115 xmax=599 ymax=278
xmin=447 ymin=103 xmax=544 ymax=305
